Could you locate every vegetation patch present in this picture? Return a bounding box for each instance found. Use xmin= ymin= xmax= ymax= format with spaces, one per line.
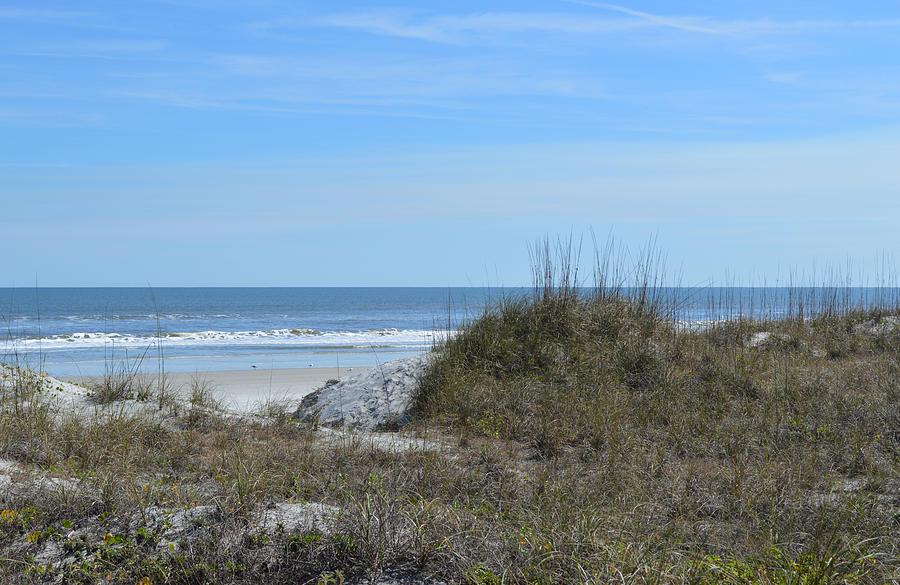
xmin=1 ymin=243 xmax=897 ymax=583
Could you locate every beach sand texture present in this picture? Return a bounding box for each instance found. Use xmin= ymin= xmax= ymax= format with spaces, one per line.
xmin=66 ymin=366 xmax=371 ymax=412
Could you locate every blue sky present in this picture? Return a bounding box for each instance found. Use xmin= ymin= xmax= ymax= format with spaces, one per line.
xmin=2 ymin=1 xmax=899 ymax=286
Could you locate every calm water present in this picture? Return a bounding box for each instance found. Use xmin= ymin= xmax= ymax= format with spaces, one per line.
xmin=2 ymin=287 xmax=898 ymax=377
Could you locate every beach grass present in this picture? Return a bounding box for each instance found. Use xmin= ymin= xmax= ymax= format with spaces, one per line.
xmin=0 ymin=242 xmax=897 ymax=584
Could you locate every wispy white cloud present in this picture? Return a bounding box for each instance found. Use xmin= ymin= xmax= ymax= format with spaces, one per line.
xmin=566 ymin=1 xmax=900 ymax=37
xmin=0 ymin=9 xmax=95 ymax=23
xmin=0 ymin=107 xmax=103 ymax=127
xmin=145 ymin=0 xmax=285 ymax=9
xmin=4 ymin=3 xmax=896 ymax=137
xmin=0 ymin=8 xmax=125 ymax=31
xmin=117 ymin=70 xmax=605 ymax=116
xmin=318 ymin=4 xmax=900 ymax=45
xmin=209 ymin=53 xmax=609 ymax=100
xmin=318 ymin=11 xmax=641 ymax=44
xmin=66 ymin=40 xmax=167 ymax=53
xmin=4 ymin=40 xmax=168 ymax=59
xmin=0 ymin=90 xmax=65 ymax=99
xmin=766 ymin=72 xmax=802 ymax=84
xmin=115 ymin=89 xmax=484 ymax=122
xmin=563 ymin=1 xmax=724 ymax=34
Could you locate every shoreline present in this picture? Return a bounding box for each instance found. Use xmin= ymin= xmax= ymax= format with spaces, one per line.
xmin=64 ymin=366 xmax=371 ymax=412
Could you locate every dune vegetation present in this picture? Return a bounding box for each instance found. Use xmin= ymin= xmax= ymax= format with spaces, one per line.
xmin=0 ymin=242 xmax=897 ymax=584
xmin=414 ymin=243 xmax=898 ymax=584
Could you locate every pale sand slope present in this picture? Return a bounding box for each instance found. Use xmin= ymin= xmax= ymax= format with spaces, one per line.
xmin=65 ymin=366 xmax=371 ymax=413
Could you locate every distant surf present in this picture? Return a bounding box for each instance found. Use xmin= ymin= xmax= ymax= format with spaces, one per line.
xmin=3 ymin=286 xmax=899 ymax=377
xmin=13 ymin=328 xmax=433 ymax=349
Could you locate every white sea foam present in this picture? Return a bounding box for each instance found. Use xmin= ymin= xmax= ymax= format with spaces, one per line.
xmin=6 ymin=328 xmax=435 ymax=350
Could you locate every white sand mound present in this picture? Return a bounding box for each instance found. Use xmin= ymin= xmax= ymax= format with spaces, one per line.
xmin=293 ymin=353 xmax=433 ymax=430
xmin=0 ymin=363 xmax=181 ymax=420
xmin=0 ymin=364 xmax=94 ymax=411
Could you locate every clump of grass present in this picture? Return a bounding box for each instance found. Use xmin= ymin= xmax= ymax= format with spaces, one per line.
xmin=92 ymin=347 xmax=152 ymax=404
xmin=417 ymin=236 xmax=671 ymax=456
xmin=0 ymin=239 xmax=896 ymax=584
xmin=412 ymin=236 xmax=899 ymax=583
xmin=89 ymin=350 xmax=177 ymax=409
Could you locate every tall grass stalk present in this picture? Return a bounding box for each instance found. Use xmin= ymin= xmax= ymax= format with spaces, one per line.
xmin=0 ymin=241 xmax=896 ymax=584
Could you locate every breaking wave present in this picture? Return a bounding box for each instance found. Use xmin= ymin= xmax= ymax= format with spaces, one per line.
xmin=6 ymin=328 xmax=434 ymax=350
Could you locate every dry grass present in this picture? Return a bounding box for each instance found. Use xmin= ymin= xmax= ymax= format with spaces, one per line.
xmin=0 ymin=243 xmax=897 ymax=584
xmin=411 ymin=242 xmax=898 ymax=584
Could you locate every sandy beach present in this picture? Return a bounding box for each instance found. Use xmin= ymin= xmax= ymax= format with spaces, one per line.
xmin=65 ymin=366 xmax=371 ymax=412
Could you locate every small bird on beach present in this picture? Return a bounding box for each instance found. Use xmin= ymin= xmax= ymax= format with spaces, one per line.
xmin=251 ymin=365 xmax=257 ymax=368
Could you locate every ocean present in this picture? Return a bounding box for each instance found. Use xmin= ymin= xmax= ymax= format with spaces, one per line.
xmin=2 ymin=287 xmax=898 ymax=377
